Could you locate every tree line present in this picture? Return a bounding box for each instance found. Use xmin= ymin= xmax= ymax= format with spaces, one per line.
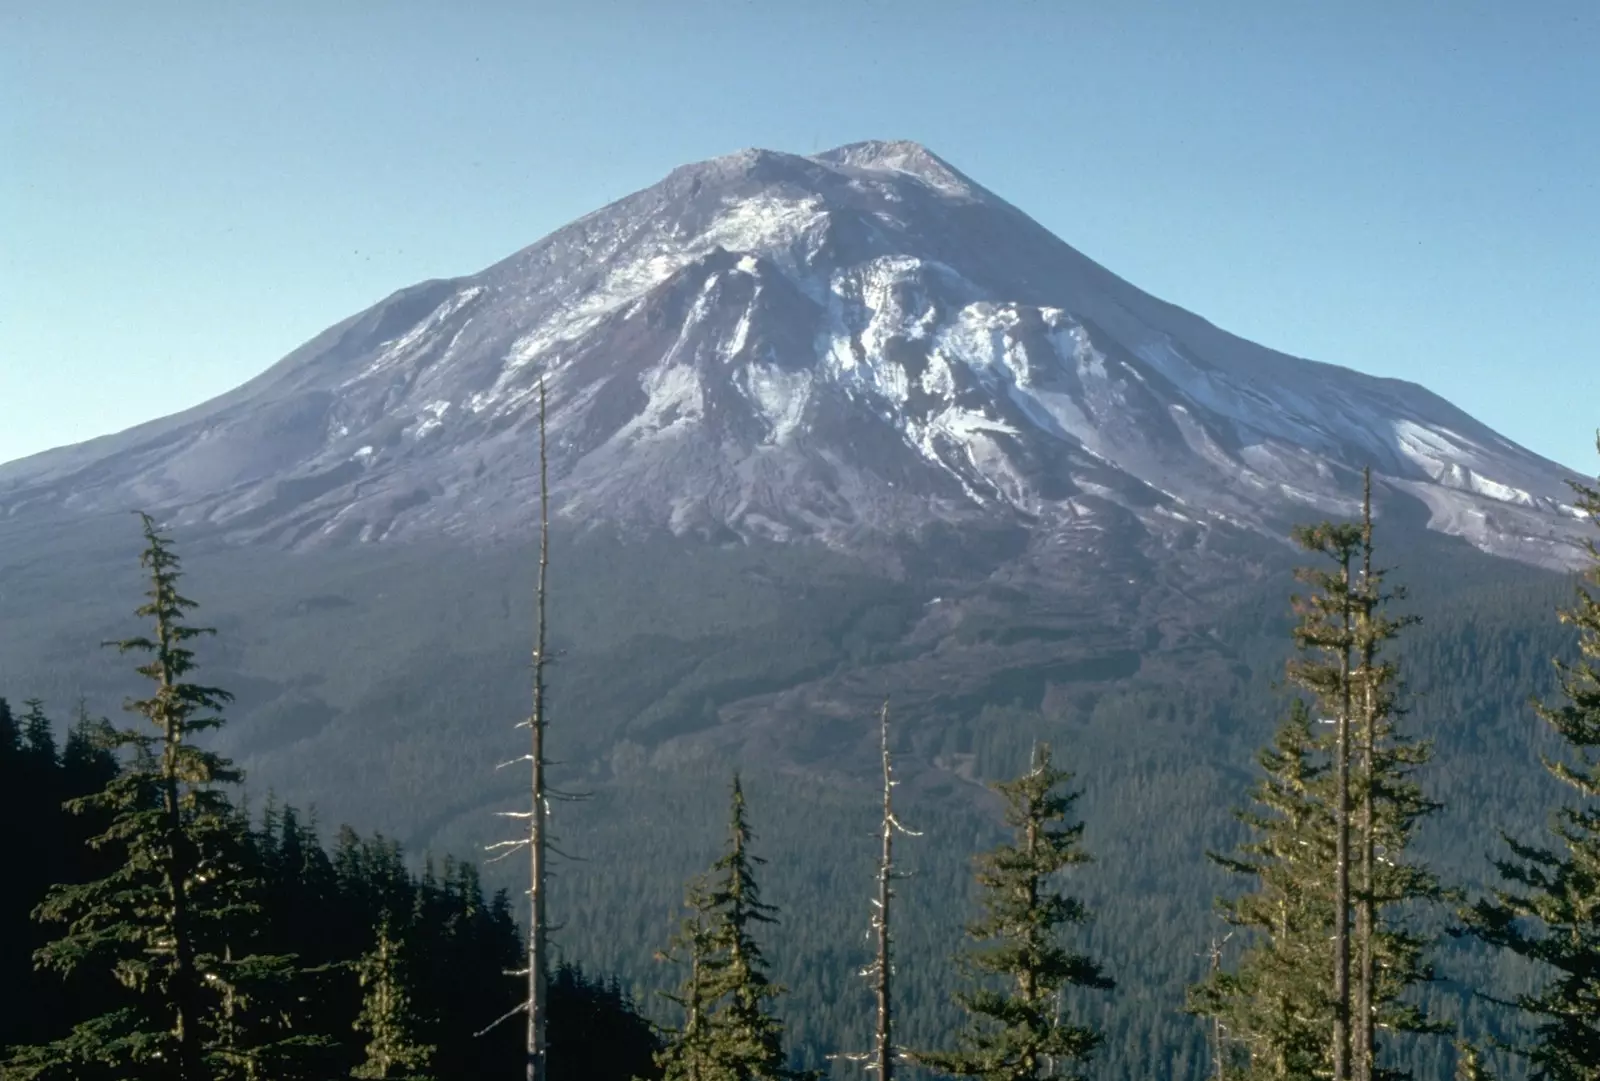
xmin=0 ymin=429 xmax=1597 ymax=1080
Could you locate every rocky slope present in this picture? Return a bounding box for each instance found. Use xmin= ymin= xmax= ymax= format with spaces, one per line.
xmin=0 ymin=140 xmax=1586 ymax=568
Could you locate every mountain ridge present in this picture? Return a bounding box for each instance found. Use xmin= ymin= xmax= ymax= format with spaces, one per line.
xmin=0 ymin=139 xmax=1586 ymax=568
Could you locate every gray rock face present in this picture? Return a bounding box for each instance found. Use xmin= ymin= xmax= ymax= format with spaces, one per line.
xmin=0 ymin=140 xmax=1585 ymax=566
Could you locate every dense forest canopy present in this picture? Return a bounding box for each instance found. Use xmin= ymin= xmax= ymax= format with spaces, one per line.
xmin=2 ymin=436 xmax=1598 ymax=1080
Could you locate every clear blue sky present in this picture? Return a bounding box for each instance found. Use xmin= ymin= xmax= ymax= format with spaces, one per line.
xmin=4 ymin=2 xmax=1597 ymax=470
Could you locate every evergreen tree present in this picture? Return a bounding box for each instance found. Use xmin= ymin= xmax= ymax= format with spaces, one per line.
xmin=546 ymin=963 xmax=662 ymax=1081
xmin=1286 ymin=519 xmax=1362 ymax=1081
xmin=1464 ymin=441 xmax=1600 ymax=1081
xmin=920 ymin=743 xmax=1113 ymax=1081
xmin=62 ymin=699 xmax=120 ymax=795
xmin=1192 ymin=496 xmax=1446 ymax=1081
xmin=20 ymin=698 xmax=59 ymax=767
xmin=7 ymin=512 xmax=295 ymax=1081
xmin=1188 ymin=700 xmax=1336 ymax=1080
xmin=655 ymin=887 xmax=726 ymax=1081
xmin=656 ymin=776 xmax=809 ymax=1081
xmin=1453 ymin=1042 xmax=1496 ymax=1081
xmin=0 ymin=696 xmax=19 ymax=760
xmin=351 ymin=916 xmax=437 ymax=1081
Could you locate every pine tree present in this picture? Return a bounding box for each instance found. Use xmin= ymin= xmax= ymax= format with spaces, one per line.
xmin=1464 ymin=439 xmax=1600 ymax=1080
xmin=0 ymin=696 xmax=19 ymax=760
xmin=655 ymin=884 xmax=728 ymax=1081
xmin=655 ymin=776 xmax=809 ymax=1081
xmin=1286 ymin=519 xmax=1362 ymax=1081
xmin=1192 ymin=494 xmax=1446 ymax=1081
xmin=62 ymin=698 xmax=120 ymax=794
xmin=547 ymin=962 xmax=662 ymax=1081
xmin=1454 ymin=1042 xmax=1496 ymax=1081
xmin=705 ymin=776 xmax=811 ymax=1081
xmin=20 ymin=698 xmax=59 ymax=767
xmin=1188 ymin=700 xmax=1336 ymax=1081
xmin=920 ymin=743 xmax=1112 ymax=1081
xmin=1348 ymin=474 xmax=1448 ymax=1080
xmin=7 ymin=512 xmax=294 ymax=1081
xmin=351 ymin=916 xmax=437 ymax=1081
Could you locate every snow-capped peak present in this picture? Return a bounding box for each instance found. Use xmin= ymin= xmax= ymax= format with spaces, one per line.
xmin=0 ymin=141 xmax=1586 ymax=568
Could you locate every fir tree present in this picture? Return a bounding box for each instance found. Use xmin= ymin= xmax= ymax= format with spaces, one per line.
xmin=1348 ymin=475 xmax=1448 ymax=1080
xmin=546 ymin=962 xmax=662 ymax=1081
xmin=20 ymin=698 xmax=59 ymax=767
xmin=1188 ymin=700 xmax=1336 ymax=1081
xmin=920 ymin=743 xmax=1112 ymax=1081
xmin=1286 ymin=519 xmax=1362 ymax=1081
xmin=706 ymin=776 xmax=811 ymax=1081
xmin=1464 ymin=439 xmax=1600 ymax=1081
xmin=0 ymin=696 xmax=19 ymax=759
xmin=351 ymin=916 xmax=437 ymax=1081
xmin=7 ymin=512 xmax=294 ymax=1081
xmin=655 ymin=889 xmax=725 ymax=1081
xmin=1193 ymin=494 xmax=1446 ymax=1081
xmin=656 ymin=776 xmax=809 ymax=1081
xmin=1454 ymin=1042 xmax=1496 ymax=1081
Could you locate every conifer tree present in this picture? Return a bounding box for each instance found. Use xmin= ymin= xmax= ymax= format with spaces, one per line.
xmin=1454 ymin=1042 xmax=1496 ymax=1081
xmin=351 ymin=916 xmax=437 ymax=1081
xmin=1193 ymin=494 xmax=1446 ymax=1080
xmin=8 ymin=512 xmax=293 ymax=1081
xmin=655 ymin=885 xmax=727 ymax=1081
xmin=1348 ymin=473 xmax=1446 ymax=1081
xmin=655 ymin=776 xmax=809 ymax=1081
xmin=0 ymin=696 xmax=19 ymax=759
xmin=546 ymin=962 xmax=662 ymax=1081
xmin=20 ymin=698 xmax=59 ymax=767
xmin=1188 ymin=700 xmax=1336 ymax=1080
xmin=62 ymin=698 xmax=119 ymax=794
xmin=1464 ymin=439 xmax=1600 ymax=1081
xmin=1286 ymin=519 xmax=1362 ymax=1081
xmin=920 ymin=743 xmax=1112 ymax=1081
xmin=706 ymin=776 xmax=810 ymax=1081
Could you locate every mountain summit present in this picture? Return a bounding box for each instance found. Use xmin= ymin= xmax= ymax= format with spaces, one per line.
xmin=0 ymin=141 xmax=1584 ymax=566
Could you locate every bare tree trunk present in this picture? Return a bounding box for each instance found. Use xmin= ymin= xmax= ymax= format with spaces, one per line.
xmin=874 ymin=701 xmax=894 ymax=1081
xmin=1208 ymin=935 xmax=1228 ymax=1081
xmin=528 ymin=377 xmax=551 ymax=1081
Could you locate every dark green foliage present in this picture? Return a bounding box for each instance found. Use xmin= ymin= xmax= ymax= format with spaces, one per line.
xmin=1453 ymin=1042 xmax=1496 ymax=1081
xmin=1188 ymin=700 xmax=1335 ymax=1079
xmin=920 ymin=742 xmax=1112 ymax=1081
xmin=6 ymin=461 xmax=1600 ymax=1079
xmin=1463 ymin=451 xmax=1600 ymax=1081
xmin=547 ymin=963 xmax=661 ymax=1081
xmin=6 ymin=514 xmax=301 ymax=1080
xmin=351 ymin=915 xmax=437 ymax=1080
xmin=654 ymin=776 xmax=810 ymax=1081
xmin=0 ymin=742 xmax=656 ymax=1079
xmin=1192 ymin=503 xmax=1447 ymax=1080
xmin=655 ymin=884 xmax=724 ymax=1081
xmin=20 ymin=698 xmax=58 ymax=767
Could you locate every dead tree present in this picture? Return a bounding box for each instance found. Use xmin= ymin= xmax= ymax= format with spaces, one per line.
xmin=861 ymin=700 xmax=918 ymax=1078
xmin=483 ymin=376 xmax=554 ymax=1081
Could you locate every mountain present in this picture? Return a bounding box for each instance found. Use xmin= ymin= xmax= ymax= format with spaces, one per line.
xmin=1 ymin=142 xmax=1591 ymax=1080
xmin=0 ymin=140 xmax=1585 ymax=568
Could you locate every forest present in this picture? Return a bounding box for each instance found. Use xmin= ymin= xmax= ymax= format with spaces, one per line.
xmin=2 ymin=434 xmax=1598 ymax=1081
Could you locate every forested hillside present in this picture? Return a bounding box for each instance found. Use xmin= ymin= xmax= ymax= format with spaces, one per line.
xmin=2 ymin=446 xmax=1597 ymax=1080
